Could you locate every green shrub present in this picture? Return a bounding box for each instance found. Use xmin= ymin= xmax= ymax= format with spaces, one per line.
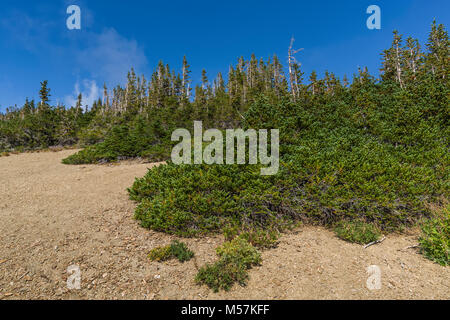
xmin=216 ymin=236 xmax=262 ymax=266
xmin=169 ymin=240 xmax=195 ymax=262
xmin=148 ymin=245 xmax=173 ymax=262
xmin=223 ymin=225 xmax=240 ymax=242
xmin=223 ymin=226 xmax=279 ymax=249
xmin=334 ymin=220 xmax=382 ymax=244
xmin=129 ymin=162 xmax=290 ymax=237
xmin=129 ymin=93 xmax=448 ymax=240
xmin=195 ymin=237 xmax=261 ymax=292
xmin=63 ymin=118 xmax=172 ymax=164
xmin=419 ymin=205 xmax=449 ymax=266
xmin=77 ymin=126 xmax=107 ymax=146
xmin=195 ymin=259 xmax=249 ymax=293
xmin=148 ymin=240 xmax=194 ymax=263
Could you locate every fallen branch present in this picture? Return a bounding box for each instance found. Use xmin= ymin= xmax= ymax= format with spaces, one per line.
xmin=18 ymin=271 xmax=29 ymax=280
xmin=236 ymin=110 xmax=246 ymax=121
xmin=401 ymin=244 xmax=420 ymax=250
xmin=364 ymin=236 xmax=386 ymax=249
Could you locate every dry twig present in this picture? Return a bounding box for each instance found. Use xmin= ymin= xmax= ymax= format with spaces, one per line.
xmin=364 ymin=236 xmax=386 ymax=249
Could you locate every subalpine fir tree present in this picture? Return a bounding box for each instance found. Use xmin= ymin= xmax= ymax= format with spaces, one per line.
xmin=1 ymin=20 xmax=447 ymax=156
xmin=23 ymin=98 xmax=35 ymax=115
xmin=309 ymin=71 xmax=318 ymax=95
xmin=259 ymin=57 xmax=269 ymax=91
xmin=39 ymin=80 xmax=51 ymax=109
xmin=201 ymin=69 xmax=209 ymax=91
xmin=213 ymin=72 xmax=225 ymax=95
xmin=125 ymin=68 xmax=139 ymax=113
xmin=75 ymin=93 xmax=82 ymax=111
xmin=324 ymin=71 xmax=340 ymax=95
xmin=343 ymin=75 xmax=349 ymax=87
xmin=403 ymin=37 xmax=422 ymax=83
xmin=247 ymin=54 xmax=258 ymax=90
xmin=36 ymin=82 xmax=56 ymax=147
xmin=272 ymin=55 xmax=285 ymax=97
xmin=425 ymin=20 xmax=449 ymax=80
xmin=228 ymin=65 xmax=236 ymax=101
xmin=182 ymin=56 xmax=192 ymax=100
xmin=381 ymin=30 xmax=405 ymax=88
xmin=103 ymin=83 xmax=109 ymax=109
xmin=291 ymin=62 xmax=304 ymax=100
xmin=194 ymin=69 xmax=210 ymax=118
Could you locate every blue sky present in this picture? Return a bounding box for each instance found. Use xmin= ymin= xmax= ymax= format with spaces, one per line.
xmin=0 ymin=0 xmax=448 ymax=111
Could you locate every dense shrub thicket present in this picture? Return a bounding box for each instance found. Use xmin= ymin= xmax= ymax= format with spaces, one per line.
xmin=129 ymin=82 xmax=448 ymax=233
xmin=62 ymin=117 xmax=171 ymax=164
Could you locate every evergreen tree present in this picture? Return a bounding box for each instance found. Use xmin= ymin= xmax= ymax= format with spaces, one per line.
xmin=403 ymin=37 xmax=422 ymax=83
xmin=182 ymin=56 xmax=192 ymax=100
xmin=381 ymin=31 xmax=406 ymax=88
xmin=309 ymin=71 xmax=318 ymax=95
xmin=425 ymin=20 xmax=449 ymax=80
xmin=39 ymin=80 xmax=51 ymax=108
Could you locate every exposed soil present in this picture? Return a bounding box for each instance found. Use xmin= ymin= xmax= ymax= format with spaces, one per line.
xmin=0 ymin=150 xmax=448 ymax=300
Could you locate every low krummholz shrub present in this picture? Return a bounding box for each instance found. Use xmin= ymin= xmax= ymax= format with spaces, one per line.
xmin=195 ymin=237 xmax=262 ymax=292
xmin=129 ymin=91 xmax=448 ymax=239
xmin=334 ymin=220 xmax=382 ymax=245
xmin=419 ymin=205 xmax=449 ymax=266
xmin=148 ymin=240 xmax=194 ymax=263
xmin=129 ymin=162 xmax=291 ymax=237
xmin=63 ymin=118 xmax=172 ymax=164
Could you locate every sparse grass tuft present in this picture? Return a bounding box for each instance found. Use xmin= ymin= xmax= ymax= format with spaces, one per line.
xmin=148 ymin=240 xmax=194 ymax=263
xmin=195 ymin=237 xmax=261 ymax=292
xmin=419 ymin=204 xmax=449 ymax=266
xmin=223 ymin=226 xmax=279 ymax=249
xmin=334 ymin=220 xmax=382 ymax=245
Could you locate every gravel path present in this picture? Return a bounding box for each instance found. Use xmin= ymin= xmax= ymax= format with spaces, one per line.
xmin=0 ymin=150 xmax=448 ymax=299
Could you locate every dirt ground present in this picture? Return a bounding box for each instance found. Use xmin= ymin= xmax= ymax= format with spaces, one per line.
xmin=0 ymin=149 xmax=448 ymax=300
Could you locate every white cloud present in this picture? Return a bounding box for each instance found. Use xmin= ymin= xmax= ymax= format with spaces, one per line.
xmin=76 ymin=28 xmax=148 ymax=85
xmin=1 ymin=6 xmax=149 ymax=106
xmin=65 ymin=79 xmax=100 ymax=108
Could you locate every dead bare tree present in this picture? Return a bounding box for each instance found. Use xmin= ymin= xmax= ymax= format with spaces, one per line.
xmin=288 ymin=37 xmax=304 ymax=101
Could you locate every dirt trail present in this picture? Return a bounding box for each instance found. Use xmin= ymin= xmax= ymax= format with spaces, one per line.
xmin=0 ymin=150 xmax=448 ymax=300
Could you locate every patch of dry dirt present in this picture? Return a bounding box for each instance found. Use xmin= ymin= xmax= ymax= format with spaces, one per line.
xmin=0 ymin=150 xmax=448 ymax=300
